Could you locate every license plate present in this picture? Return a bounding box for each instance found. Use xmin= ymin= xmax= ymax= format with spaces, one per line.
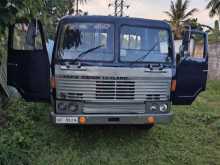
xmin=56 ymin=117 xmax=78 ymax=124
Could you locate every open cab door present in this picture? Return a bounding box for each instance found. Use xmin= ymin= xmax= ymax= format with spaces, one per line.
xmin=172 ymin=29 xmax=208 ymax=105
xmin=7 ymin=19 xmax=50 ymax=102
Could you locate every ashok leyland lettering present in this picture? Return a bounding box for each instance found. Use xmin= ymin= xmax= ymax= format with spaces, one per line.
xmin=7 ymin=16 xmax=208 ymax=127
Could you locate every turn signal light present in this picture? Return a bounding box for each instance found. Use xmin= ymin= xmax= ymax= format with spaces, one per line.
xmin=147 ymin=117 xmax=156 ymax=124
xmin=51 ymin=77 xmax=56 ymax=89
xmin=79 ymin=116 xmax=86 ymax=125
xmin=171 ymin=80 xmax=177 ymax=92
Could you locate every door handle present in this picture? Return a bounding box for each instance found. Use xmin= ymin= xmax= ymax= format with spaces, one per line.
xmin=203 ymin=70 xmax=208 ymax=73
xmin=8 ymin=63 xmax=18 ymax=67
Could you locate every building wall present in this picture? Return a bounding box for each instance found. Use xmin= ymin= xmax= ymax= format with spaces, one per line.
xmin=208 ymin=43 xmax=220 ymax=80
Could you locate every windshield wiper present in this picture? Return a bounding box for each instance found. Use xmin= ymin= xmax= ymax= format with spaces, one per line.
xmin=130 ymin=40 xmax=159 ymax=67
xmin=73 ymin=44 xmax=105 ymax=62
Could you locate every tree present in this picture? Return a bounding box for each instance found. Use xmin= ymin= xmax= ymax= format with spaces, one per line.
xmin=164 ymin=0 xmax=198 ymax=39
xmin=209 ymin=20 xmax=220 ymax=43
xmin=0 ymin=0 xmax=88 ymax=34
xmin=184 ymin=18 xmax=203 ymax=30
xmin=0 ymin=0 xmax=89 ymax=58
xmin=67 ymin=0 xmax=87 ymax=15
xmin=0 ymin=0 xmax=89 ymax=41
xmin=206 ymin=0 xmax=220 ymax=20
xmin=0 ymin=0 xmax=50 ymax=36
xmin=46 ymin=0 xmax=87 ymax=17
xmin=214 ymin=20 xmax=220 ymax=31
xmin=0 ymin=1 xmax=31 ymax=60
xmin=44 ymin=0 xmax=88 ymax=39
xmin=0 ymin=0 xmax=22 ymax=34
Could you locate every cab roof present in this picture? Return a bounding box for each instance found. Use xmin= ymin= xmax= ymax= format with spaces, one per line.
xmin=59 ymin=15 xmax=171 ymax=30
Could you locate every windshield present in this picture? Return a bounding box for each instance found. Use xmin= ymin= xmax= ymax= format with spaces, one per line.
xmin=58 ymin=23 xmax=114 ymax=62
xmin=120 ymin=26 xmax=171 ymax=63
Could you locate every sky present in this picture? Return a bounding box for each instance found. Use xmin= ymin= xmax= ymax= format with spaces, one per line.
xmin=81 ymin=0 xmax=218 ymax=28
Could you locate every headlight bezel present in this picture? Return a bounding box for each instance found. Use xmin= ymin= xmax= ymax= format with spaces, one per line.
xmin=68 ymin=103 xmax=78 ymax=112
xmin=57 ymin=102 xmax=68 ymax=112
xmin=159 ymin=104 xmax=168 ymax=113
xmin=56 ymin=101 xmax=80 ymax=114
xmin=147 ymin=102 xmax=170 ymax=114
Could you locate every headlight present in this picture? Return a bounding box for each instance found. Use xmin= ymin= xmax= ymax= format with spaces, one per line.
xmin=159 ymin=104 xmax=168 ymax=112
xmin=68 ymin=103 xmax=77 ymax=112
xmin=150 ymin=104 xmax=157 ymax=111
xmin=57 ymin=102 xmax=68 ymax=112
xmin=57 ymin=102 xmax=78 ymax=114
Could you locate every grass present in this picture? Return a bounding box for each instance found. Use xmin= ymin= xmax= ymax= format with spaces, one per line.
xmin=0 ymin=81 xmax=220 ymax=165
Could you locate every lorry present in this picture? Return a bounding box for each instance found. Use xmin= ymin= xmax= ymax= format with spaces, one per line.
xmin=7 ymin=16 xmax=208 ymax=127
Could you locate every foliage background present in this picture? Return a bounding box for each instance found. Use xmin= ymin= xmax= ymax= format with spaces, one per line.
xmin=0 ymin=81 xmax=220 ymax=165
xmin=0 ymin=0 xmax=87 ymax=61
xmin=0 ymin=1 xmax=220 ymax=164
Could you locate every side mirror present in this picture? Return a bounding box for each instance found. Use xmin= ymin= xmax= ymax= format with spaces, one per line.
xmin=176 ymin=53 xmax=181 ymax=64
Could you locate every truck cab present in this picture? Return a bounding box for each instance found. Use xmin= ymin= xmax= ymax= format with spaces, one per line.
xmin=7 ymin=16 xmax=208 ymax=126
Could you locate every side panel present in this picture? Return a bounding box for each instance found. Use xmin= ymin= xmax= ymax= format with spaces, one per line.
xmin=172 ymin=31 xmax=208 ymax=105
xmin=7 ymin=20 xmax=50 ymax=102
xmin=173 ymin=57 xmax=207 ymax=105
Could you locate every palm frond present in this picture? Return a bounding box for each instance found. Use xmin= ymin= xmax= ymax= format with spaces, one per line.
xmin=164 ymin=11 xmax=174 ymax=19
xmin=206 ymin=0 xmax=220 ymax=17
xmin=183 ymin=8 xmax=198 ymax=20
xmin=164 ymin=0 xmax=198 ymax=39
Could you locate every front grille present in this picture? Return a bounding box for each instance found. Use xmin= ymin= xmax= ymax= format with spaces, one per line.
xmin=83 ymin=103 xmax=145 ymax=114
xmin=56 ymin=76 xmax=170 ymax=102
xmin=96 ymin=81 xmax=135 ymax=100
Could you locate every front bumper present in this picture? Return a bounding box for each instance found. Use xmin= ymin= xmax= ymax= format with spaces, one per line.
xmin=50 ymin=112 xmax=173 ymax=125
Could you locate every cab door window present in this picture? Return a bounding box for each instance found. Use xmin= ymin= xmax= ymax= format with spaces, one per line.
xmin=188 ymin=33 xmax=205 ymax=59
xmin=13 ymin=22 xmax=43 ymax=50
